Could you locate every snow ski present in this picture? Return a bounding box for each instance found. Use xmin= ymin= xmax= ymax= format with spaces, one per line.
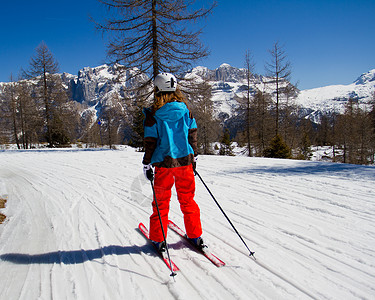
xmin=168 ymin=220 xmax=225 ymax=267
xmin=138 ymin=222 xmax=179 ymax=273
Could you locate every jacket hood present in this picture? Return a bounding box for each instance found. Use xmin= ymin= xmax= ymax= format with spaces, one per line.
xmin=154 ymin=102 xmax=188 ymax=122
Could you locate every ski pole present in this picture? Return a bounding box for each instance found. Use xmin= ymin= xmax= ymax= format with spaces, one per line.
xmin=195 ymin=170 xmax=256 ymax=259
xmin=150 ymin=180 xmax=177 ymax=277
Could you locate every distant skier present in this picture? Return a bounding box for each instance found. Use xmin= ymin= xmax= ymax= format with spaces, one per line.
xmin=142 ymin=72 xmax=204 ymax=252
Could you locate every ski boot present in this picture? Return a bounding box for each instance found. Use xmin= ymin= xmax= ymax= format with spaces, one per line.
xmin=188 ymin=236 xmax=207 ymax=250
xmin=152 ymin=240 xmax=166 ymax=252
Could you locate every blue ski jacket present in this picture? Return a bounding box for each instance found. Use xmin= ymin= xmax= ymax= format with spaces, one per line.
xmin=142 ymin=101 xmax=198 ymax=168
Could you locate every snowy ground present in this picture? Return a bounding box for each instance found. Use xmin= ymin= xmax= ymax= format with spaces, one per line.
xmin=0 ymin=147 xmax=374 ymax=299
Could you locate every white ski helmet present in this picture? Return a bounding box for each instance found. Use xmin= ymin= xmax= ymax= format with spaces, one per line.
xmin=154 ymin=72 xmax=177 ymax=92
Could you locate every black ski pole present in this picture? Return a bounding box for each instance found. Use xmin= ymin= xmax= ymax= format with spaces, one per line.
xmin=150 ymin=180 xmax=177 ymax=277
xmin=195 ymin=170 xmax=256 ymax=259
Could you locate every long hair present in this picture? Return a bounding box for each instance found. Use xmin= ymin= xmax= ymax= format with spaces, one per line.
xmin=152 ymin=87 xmax=189 ymax=114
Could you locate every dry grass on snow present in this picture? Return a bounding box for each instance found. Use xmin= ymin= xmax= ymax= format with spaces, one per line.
xmin=0 ymin=198 xmax=6 ymax=224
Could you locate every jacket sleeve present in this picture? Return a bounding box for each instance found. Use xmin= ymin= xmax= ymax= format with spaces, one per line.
xmin=142 ymin=137 xmax=157 ymax=165
xmin=142 ymin=109 xmax=158 ymax=165
xmin=188 ymin=111 xmax=198 ymax=156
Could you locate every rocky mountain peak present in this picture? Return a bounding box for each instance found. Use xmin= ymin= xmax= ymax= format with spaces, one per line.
xmin=354 ymin=69 xmax=375 ymax=85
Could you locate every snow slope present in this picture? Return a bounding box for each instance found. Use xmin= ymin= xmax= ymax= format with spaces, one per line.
xmin=0 ymin=148 xmax=374 ymax=299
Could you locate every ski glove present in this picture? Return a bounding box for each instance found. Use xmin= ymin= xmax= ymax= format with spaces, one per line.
xmin=192 ymin=156 xmax=198 ymax=175
xmin=143 ymin=164 xmax=154 ymax=181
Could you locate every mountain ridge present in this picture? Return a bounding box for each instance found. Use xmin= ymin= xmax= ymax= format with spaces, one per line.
xmin=296 ymin=68 xmax=375 ymax=121
xmin=1 ymin=64 xmax=374 ymax=123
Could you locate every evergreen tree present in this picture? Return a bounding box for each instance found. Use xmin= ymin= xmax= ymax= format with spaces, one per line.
xmin=297 ymin=132 xmax=313 ymax=160
xmin=219 ymin=128 xmax=234 ymax=156
xmin=264 ymin=134 xmax=291 ymax=159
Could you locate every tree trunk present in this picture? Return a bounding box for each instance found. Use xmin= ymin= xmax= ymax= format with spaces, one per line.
xmin=152 ymin=0 xmax=159 ymax=78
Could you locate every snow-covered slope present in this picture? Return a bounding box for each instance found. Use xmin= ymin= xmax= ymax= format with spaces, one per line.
xmin=1 ymin=148 xmax=374 ymax=299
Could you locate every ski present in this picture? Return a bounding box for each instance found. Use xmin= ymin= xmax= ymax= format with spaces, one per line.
xmin=168 ymin=220 xmax=225 ymax=267
xmin=138 ymin=223 xmax=179 ymax=273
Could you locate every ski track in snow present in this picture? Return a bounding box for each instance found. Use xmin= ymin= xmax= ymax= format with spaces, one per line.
xmin=0 ymin=148 xmax=374 ymax=299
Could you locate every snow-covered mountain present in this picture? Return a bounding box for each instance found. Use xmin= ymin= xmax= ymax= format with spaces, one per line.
xmin=186 ymin=64 xmax=375 ymax=121
xmin=184 ymin=63 xmax=265 ymax=119
xmin=1 ymin=64 xmax=374 ymax=123
xmin=61 ymin=64 xmax=148 ymax=107
xmin=61 ymin=63 xmax=261 ymax=117
xmin=297 ymin=69 xmax=375 ymax=121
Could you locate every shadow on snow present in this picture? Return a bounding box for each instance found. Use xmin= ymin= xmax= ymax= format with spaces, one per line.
xmin=232 ymin=161 xmax=375 ymax=179
xmin=0 ymin=245 xmax=150 ymax=265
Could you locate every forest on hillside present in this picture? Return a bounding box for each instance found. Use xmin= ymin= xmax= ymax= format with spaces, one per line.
xmin=1 ymin=0 xmax=375 ymax=165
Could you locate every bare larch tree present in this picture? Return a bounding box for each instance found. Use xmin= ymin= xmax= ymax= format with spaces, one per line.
xmin=22 ymin=42 xmax=59 ymax=146
xmin=22 ymin=42 xmax=73 ymax=147
xmin=265 ymin=41 xmax=292 ymax=135
xmin=93 ymin=0 xmax=216 ymax=83
xmin=243 ymin=50 xmax=256 ymax=156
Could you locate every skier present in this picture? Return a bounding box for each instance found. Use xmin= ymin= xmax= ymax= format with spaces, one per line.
xmin=142 ymin=72 xmax=204 ymax=252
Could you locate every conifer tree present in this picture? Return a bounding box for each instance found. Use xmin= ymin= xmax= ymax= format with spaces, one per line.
xmin=236 ymin=50 xmax=256 ymax=156
xmin=15 ymin=81 xmax=41 ymax=149
xmin=251 ymin=90 xmax=274 ymax=155
xmin=298 ymin=132 xmax=313 ymax=160
xmin=188 ymin=78 xmax=218 ymax=154
xmin=264 ymin=134 xmax=291 ymax=159
xmin=3 ymin=77 xmax=20 ymax=148
xmin=370 ymin=92 xmax=375 ymax=136
xmin=219 ymin=128 xmax=234 ymax=156
xmin=94 ymin=0 xmax=216 ymax=83
xmin=93 ymin=0 xmax=216 ymax=149
xmin=265 ymin=41 xmax=292 ymax=135
xmin=22 ymin=42 xmax=71 ymax=147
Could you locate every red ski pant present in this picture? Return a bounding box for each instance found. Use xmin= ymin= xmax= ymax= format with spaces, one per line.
xmin=149 ymin=165 xmax=202 ymax=242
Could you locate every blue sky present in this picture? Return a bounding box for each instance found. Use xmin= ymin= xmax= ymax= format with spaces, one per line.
xmin=1 ymin=0 xmax=374 ymax=90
